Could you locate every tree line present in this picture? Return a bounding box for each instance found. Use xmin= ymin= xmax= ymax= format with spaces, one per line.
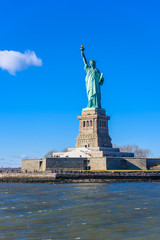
xmin=113 ymin=144 xmax=151 ymax=157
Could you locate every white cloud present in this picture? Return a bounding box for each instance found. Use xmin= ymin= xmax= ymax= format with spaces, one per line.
xmin=0 ymin=50 xmax=42 ymax=75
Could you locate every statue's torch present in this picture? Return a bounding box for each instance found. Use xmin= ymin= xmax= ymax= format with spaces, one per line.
xmin=80 ymin=45 xmax=85 ymax=52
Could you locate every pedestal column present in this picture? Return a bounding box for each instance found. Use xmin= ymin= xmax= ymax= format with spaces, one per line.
xmin=76 ymin=109 xmax=112 ymax=148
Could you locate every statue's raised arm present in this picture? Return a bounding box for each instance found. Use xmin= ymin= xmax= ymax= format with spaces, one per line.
xmin=80 ymin=45 xmax=88 ymax=66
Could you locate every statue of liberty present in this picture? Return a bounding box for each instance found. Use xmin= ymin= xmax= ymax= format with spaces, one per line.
xmin=80 ymin=45 xmax=104 ymax=110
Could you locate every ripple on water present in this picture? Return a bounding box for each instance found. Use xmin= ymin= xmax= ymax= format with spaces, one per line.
xmin=1 ymin=182 xmax=160 ymax=240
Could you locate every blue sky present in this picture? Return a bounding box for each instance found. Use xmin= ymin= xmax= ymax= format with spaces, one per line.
xmin=0 ymin=0 xmax=160 ymax=167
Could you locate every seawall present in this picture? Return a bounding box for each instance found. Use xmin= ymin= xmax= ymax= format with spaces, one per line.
xmin=1 ymin=172 xmax=160 ymax=183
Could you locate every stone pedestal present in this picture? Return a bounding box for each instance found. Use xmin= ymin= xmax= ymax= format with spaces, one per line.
xmin=76 ymin=109 xmax=112 ymax=148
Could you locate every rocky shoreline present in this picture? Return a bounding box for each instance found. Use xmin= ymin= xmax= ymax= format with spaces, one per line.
xmin=0 ymin=173 xmax=56 ymax=183
xmin=1 ymin=172 xmax=160 ymax=183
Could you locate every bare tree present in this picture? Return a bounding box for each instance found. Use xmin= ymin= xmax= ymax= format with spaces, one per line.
xmin=44 ymin=149 xmax=57 ymax=158
xmin=62 ymin=148 xmax=68 ymax=152
xmin=113 ymin=144 xmax=151 ymax=158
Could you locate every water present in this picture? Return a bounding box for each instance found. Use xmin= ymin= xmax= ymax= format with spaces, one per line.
xmin=0 ymin=183 xmax=160 ymax=240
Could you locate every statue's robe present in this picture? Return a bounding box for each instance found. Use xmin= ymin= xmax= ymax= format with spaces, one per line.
xmin=84 ymin=64 xmax=102 ymax=108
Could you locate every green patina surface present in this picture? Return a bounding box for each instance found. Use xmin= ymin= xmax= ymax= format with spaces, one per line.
xmin=80 ymin=46 xmax=104 ymax=110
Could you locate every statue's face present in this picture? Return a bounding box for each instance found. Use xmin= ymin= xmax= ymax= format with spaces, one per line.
xmin=90 ymin=60 xmax=96 ymax=68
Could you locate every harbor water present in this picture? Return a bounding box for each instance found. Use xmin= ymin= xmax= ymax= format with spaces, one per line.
xmin=0 ymin=182 xmax=160 ymax=240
